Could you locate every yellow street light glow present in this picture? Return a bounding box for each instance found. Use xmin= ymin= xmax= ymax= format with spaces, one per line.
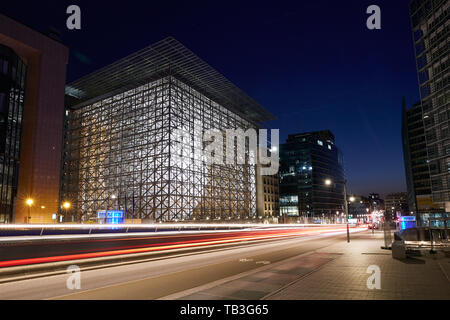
xmin=324 ymin=179 xmax=332 ymax=186
xmin=349 ymin=196 xmax=356 ymax=202
xmin=26 ymin=199 xmax=33 ymax=206
xmin=63 ymin=202 xmax=71 ymax=209
xmin=41 ymin=206 xmax=46 ymax=209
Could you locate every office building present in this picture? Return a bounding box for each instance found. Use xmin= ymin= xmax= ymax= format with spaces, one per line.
xmin=279 ymin=130 xmax=345 ymax=223
xmin=256 ymin=163 xmax=280 ymax=222
xmin=402 ymin=100 xmax=441 ymax=222
xmin=409 ymin=0 xmax=449 ymax=215
xmin=385 ymin=192 xmax=410 ymax=220
xmin=0 ymin=14 xmax=69 ymax=223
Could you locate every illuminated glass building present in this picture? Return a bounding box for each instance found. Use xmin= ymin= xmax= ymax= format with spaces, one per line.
xmin=279 ymin=131 xmax=345 ymax=223
xmin=61 ymin=37 xmax=274 ymax=222
xmin=0 ymin=44 xmax=27 ymax=223
xmin=409 ymin=0 xmax=449 ymax=215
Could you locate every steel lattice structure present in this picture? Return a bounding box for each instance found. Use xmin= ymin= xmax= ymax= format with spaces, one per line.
xmin=61 ymin=38 xmax=273 ymax=222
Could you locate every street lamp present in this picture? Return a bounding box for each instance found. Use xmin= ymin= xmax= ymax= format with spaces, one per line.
xmin=324 ymin=179 xmax=352 ymax=243
xmin=26 ymin=198 xmax=33 ymax=224
xmin=62 ymin=201 xmax=71 ymax=222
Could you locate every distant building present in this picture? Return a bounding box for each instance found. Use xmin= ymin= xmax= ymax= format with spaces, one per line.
xmin=385 ymin=192 xmax=409 ymax=221
xmin=0 ymin=14 xmax=69 ymax=223
xmin=256 ymin=165 xmax=280 ymax=222
xmin=256 ymin=146 xmax=280 ymax=222
xmin=409 ymin=0 xmax=449 ymax=216
xmin=368 ymin=193 xmax=384 ymax=212
xmin=279 ymin=130 xmax=345 ymax=223
xmin=348 ymin=195 xmax=370 ymax=223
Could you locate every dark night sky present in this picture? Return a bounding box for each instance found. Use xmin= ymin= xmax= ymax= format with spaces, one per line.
xmin=1 ymin=0 xmax=419 ymax=197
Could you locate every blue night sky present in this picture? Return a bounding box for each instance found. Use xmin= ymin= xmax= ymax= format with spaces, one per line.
xmin=1 ymin=0 xmax=419 ymax=197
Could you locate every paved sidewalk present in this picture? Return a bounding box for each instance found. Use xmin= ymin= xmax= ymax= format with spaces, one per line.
xmin=267 ymin=231 xmax=450 ymax=300
xmin=177 ymin=231 xmax=450 ymax=300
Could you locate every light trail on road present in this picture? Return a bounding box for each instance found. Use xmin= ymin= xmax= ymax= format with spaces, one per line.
xmin=0 ymin=226 xmax=364 ymax=268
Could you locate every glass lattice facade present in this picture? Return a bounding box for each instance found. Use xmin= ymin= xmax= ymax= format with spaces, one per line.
xmin=61 ymin=76 xmax=257 ymax=222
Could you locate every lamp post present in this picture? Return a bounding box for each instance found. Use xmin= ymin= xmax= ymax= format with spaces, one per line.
xmin=325 ymin=179 xmax=353 ymax=243
xmin=26 ymin=198 xmax=33 ymax=224
xmin=62 ymin=201 xmax=71 ymax=223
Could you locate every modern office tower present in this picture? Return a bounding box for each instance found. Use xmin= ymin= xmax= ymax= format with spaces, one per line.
xmin=409 ymin=0 xmax=449 ymax=214
xmin=61 ymin=37 xmax=274 ymax=222
xmin=0 ymin=14 xmax=69 ymax=223
xmin=384 ymin=192 xmax=410 ymax=220
xmin=402 ymin=100 xmax=441 ymax=222
xmin=279 ymin=130 xmax=345 ymax=223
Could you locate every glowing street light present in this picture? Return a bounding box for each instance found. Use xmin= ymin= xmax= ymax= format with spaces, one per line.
xmin=61 ymin=201 xmax=72 ymax=223
xmin=324 ymin=178 xmax=351 ymax=243
xmin=26 ymin=198 xmax=33 ymax=224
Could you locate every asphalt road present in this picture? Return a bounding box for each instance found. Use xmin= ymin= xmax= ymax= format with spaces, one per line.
xmin=0 ymin=228 xmax=358 ymax=299
xmin=0 ymin=226 xmax=347 ymax=267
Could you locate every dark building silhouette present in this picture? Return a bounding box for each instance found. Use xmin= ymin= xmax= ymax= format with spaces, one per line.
xmin=279 ymin=130 xmax=345 ymax=223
